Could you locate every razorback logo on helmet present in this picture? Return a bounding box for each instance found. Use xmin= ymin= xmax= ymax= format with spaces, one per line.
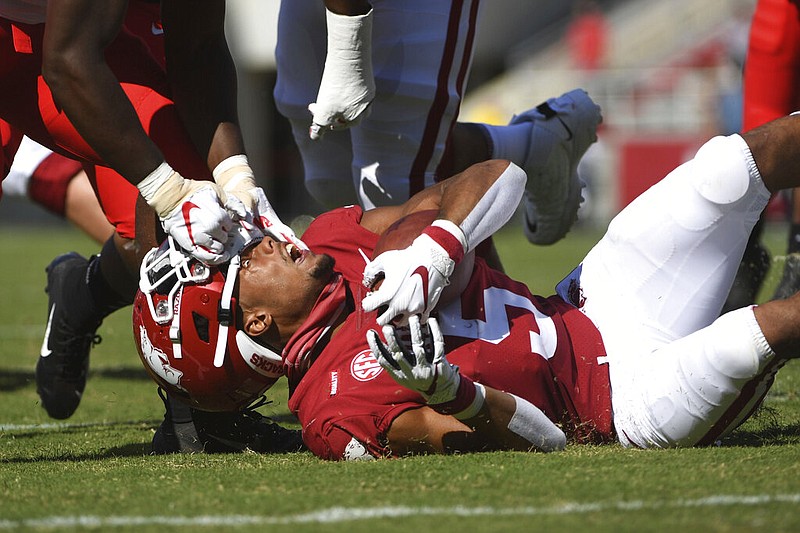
xmin=350 ymin=349 xmax=383 ymax=382
xmin=138 ymin=325 xmax=185 ymax=390
xmin=236 ymin=330 xmax=284 ymax=378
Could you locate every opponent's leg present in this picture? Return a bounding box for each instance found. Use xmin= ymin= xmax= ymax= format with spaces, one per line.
xmin=446 ymin=90 xmax=602 ymax=245
xmin=37 ymin=233 xmax=137 ymax=419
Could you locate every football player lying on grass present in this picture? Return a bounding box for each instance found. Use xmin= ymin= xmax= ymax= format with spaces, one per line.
xmin=136 ymin=114 xmax=800 ymax=459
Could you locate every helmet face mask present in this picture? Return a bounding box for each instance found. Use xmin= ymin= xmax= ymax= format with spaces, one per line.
xmin=133 ymin=237 xmax=283 ymax=412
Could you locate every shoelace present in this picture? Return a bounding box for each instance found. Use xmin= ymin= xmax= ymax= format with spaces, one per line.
xmin=54 ymin=326 xmax=101 ymax=380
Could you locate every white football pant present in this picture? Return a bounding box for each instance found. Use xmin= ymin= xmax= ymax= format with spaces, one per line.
xmin=573 ymin=133 xmax=781 ymax=448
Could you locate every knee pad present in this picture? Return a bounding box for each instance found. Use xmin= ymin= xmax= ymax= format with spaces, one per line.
xmin=690 ymin=134 xmax=753 ymax=205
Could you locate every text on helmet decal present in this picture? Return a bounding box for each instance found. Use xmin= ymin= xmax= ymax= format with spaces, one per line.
xmin=236 ymin=330 xmax=284 ymax=378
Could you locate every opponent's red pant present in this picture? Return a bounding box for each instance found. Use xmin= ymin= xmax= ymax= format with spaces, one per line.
xmin=0 ymin=12 xmax=209 ymax=238
xmin=744 ymin=0 xmax=800 ymax=130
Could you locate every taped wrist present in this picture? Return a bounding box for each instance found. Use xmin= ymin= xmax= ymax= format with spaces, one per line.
xmin=422 ymin=219 xmax=467 ymax=264
xmin=326 ymin=7 xmax=373 ymax=69
xmin=316 ymin=8 xmax=375 ymax=123
xmin=212 ymin=155 xmax=257 ymax=211
xmin=212 ymin=155 xmax=256 ymax=190
xmin=137 ymin=161 xmax=195 ymax=218
xmin=430 ymin=375 xmax=485 ymax=420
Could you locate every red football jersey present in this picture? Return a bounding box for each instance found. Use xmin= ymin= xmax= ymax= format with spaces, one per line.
xmin=290 ymin=206 xmax=613 ymax=460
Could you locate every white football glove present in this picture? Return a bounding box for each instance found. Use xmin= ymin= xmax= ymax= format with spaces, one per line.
xmin=213 ymin=155 xmax=308 ymax=251
xmin=308 ymin=8 xmax=375 ymax=140
xmin=160 ymin=186 xmax=234 ymax=265
xmin=249 ymin=186 xmax=308 ymax=251
xmin=223 ymin=215 xmax=264 ymax=259
xmin=367 ymin=316 xmax=461 ymax=405
xmin=362 ymin=221 xmax=466 ymax=325
xmin=137 ymin=161 xmax=232 ymax=265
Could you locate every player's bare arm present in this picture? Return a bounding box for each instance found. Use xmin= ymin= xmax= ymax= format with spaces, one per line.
xmin=360 ymin=159 xmax=520 ymax=236
xmin=386 ymin=386 xmax=563 ymax=456
xmin=43 ymin=0 xmax=163 ymax=181
xmin=161 ymin=0 xmax=244 ymax=168
xmin=369 ymin=316 xmax=566 ymax=456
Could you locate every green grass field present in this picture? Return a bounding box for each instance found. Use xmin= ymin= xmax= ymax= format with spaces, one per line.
xmin=1 ymin=221 xmax=799 ymax=532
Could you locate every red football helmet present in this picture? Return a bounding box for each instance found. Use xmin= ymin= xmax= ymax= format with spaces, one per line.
xmin=133 ymin=236 xmax=284 ymax=412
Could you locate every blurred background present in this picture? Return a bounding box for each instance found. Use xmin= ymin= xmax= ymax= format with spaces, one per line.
xmin=0 ymin=0 xmax=759 ymax=231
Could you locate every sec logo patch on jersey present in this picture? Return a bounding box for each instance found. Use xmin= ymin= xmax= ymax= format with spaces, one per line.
xmin=350 ymin=350 xmax=383 ymax=382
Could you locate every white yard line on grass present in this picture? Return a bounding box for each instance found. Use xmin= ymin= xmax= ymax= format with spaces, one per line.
xmin=0 ymin=420 xmax=151 ymax=432
xmin=1 ymin=494 xmax=799 ymax=528
xmin=0 ymin=422 xmax=95 ymax=432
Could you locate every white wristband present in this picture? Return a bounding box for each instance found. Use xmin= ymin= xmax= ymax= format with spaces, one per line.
xmin=459 ymin=162 xmax=527 ymax=251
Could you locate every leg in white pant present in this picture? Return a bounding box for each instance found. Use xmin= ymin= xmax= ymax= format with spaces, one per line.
xmin=574 ymin=133 xmax=778 ymax=447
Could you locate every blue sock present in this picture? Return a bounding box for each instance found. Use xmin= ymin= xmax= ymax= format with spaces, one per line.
xmin=480 ymin=122 xmax=532 ymax=163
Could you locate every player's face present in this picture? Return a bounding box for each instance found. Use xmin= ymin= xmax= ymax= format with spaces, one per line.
xmin=237 ymin=237 xmax=334 ymax=324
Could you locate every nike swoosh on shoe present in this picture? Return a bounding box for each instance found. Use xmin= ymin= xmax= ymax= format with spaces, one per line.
xmin=40 ymin=304 xmax=55 ymax=357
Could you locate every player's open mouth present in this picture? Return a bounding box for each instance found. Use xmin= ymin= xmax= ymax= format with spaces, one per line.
xmin=287 ymin=243 xmax=303 ymax=263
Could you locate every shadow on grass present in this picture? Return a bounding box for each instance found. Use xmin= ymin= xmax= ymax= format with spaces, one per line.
xmin=0 ymin=367 xmax=153 ymax=392
xmin=1 ymin=413 xmax=302 ymax=463
xmin=0 ymin=443 xmax=155 ymax=463
xmin=721 ymin=406 xmax=800 ymax=447
xmin=0 ymin=420 xmax=156 ymax=463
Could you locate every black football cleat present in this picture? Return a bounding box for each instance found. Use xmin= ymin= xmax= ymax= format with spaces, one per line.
xmin=773 ymin=253 xmax=800 ymax=300
xmin=152 ymin=389 xmax=305 ymax=454
xmin=36 ymin=252 xmax=102 ymax=419
xmin=721 ymin=242 xmax=771 ymax=314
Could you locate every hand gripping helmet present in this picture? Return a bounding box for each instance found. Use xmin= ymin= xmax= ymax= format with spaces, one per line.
xmin=133 ymin=235 xmax=283 ymax=412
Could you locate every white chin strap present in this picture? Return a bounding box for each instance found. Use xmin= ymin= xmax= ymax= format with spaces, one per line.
xmin=213 ymin=255 xmax=241 ymax=368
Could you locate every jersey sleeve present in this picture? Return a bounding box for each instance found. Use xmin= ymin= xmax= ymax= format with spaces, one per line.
xmin=288 ymin=308 xmax=424 ymax=461
xmin=300 ymin=395 xmax=418 ymax=461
